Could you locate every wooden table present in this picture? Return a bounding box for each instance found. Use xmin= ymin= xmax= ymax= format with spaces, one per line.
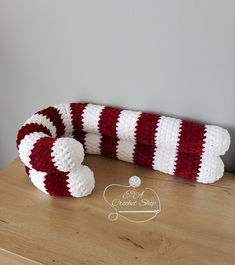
xmin=0 ymin=156 xmax=235 ymax=265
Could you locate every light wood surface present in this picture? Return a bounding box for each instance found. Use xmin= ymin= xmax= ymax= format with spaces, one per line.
xmin=0 ymin=156 xmax=235 ymax=265
xmin=0 ymin=249 xmax=42 ymax=265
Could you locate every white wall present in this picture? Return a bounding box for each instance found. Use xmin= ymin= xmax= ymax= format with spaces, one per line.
xmin=0 ymin=0 xmax=234 ymax=171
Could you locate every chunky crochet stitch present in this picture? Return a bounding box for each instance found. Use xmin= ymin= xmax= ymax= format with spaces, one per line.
xmin=16 ymin=103 xmax=230 ymax=197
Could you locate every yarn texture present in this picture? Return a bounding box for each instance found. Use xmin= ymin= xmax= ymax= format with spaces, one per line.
xmin=16 ymin=103 xmax=230 ymax=197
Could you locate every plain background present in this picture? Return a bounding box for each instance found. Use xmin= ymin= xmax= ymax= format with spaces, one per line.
xmin=0 ymin=0 xmax=234 ymax=172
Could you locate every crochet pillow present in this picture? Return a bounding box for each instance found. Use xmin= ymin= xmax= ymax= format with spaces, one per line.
xmin=16 ymin=103 xmax=230 ymax=197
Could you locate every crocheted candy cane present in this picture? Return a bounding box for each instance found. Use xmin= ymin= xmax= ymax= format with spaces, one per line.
xmin=80 ymin=132 xmax=225 ymax=183
xmin=16 ymin=103 xmax=230 ymax=197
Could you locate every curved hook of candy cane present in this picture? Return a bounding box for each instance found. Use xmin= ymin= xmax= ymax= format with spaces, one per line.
xmin=16 ymin=104 xmax=95 ymax=197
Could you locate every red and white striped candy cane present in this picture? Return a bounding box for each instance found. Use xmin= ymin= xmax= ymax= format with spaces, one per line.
xmin=16 ymin=103 xmax=230 ymax=197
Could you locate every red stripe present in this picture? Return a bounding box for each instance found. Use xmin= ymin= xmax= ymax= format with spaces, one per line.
xmin=175 ymin=120 xmax=206 ymax=180
xmin=177 ymin=120 xmax=206 ymax=155
xmin=29 ymin=137 xmax=71 ymax=196
xmin=174 ymin=153 xmax=202 ymax=181
xmin=98 ymin=106 xmax=122 ymax=138
xmin=135 ymin=112 xmax=160 ymax=146
xmin=133 ymin=143 xmax=154 ymax=168
xmin=29 ymin=137 xmax=57 ymax=173
xmin=16 ymin=123 xmax=52 ymax=148
xmin=73 ymin=130 xmax=86 ymax=147
xmin=44 ymin=171 xmax=71 ymax=196
xmin=37 ymin=106 xmax=65 ymax=137
xmin=71 ymin=103 xmax=87 ymax=141
xmin=100 ymin=135 xmax=118 ymax=159
xmin=133 ymin=112 xmax=160 ymax=167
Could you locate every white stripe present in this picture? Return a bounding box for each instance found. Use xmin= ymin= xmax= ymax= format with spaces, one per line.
xmin=116 ymin=140 xmax=135 ymax=163
xmin=18 ymin=132 xmax=48 ymax=168
xmin=84 ymin=133 xmax=102 ymax=155
xmin=51 ymin=138 xmax=84 ymax=172
xmin=29 ymin=169 xmax=48 ymax=194
xmin=24 ymin=113 xmax=57 ymax=137
xmin=203 ymin=125 xmax=231 ymax=156
xmin=154 ymin=116 xmax=182 ymax=149
xmin=116 ymin=110 xmax=141 ymax=141
xmin=67 ymin=165 xmax=95 ymax=197
xmin=196 ymin=125 xmax=225 ymax=183
xmin=153 ymin=117 xmax=181 ymax=174
xmin=82 ymin=104 xmax=105 ymax=133
xmin=197 ymin=156 xmax=224 ymax=184
xmin=152 ymin=147 xmax=178 ymax=175
xmin=54 ymin=103 xmax=74 ymax=137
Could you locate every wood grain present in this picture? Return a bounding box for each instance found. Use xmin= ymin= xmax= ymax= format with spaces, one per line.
xmin=0 ymin=156 xmax=235 ymax=265
xmin=0 ymin=248 xmax=42 ymax=265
